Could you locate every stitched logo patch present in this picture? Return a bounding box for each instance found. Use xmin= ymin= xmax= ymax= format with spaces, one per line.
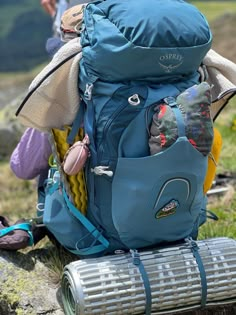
xmin=155 ymin=199 xmax=179 ymax=219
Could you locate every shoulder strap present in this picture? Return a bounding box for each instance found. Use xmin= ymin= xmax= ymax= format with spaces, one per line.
xmin=63 ymin=189 xmax=109 ymax=256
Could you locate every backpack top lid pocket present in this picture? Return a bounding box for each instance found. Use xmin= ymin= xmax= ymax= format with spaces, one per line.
xmin=81 ymin=0 xmax=212 ymax=82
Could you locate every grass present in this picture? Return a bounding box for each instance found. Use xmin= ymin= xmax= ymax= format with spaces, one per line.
xmin=190 ymin=1 xmax=236 ymax=22
xmin=0 ymin=63 xmax=47 ymax=90
xmin=214 ymin=98 xmax=236 ymax=174
xmin=0 ymin=161 xmax=37 ymax=223
xmin=199 ymin=97 xmax=236 ymax=240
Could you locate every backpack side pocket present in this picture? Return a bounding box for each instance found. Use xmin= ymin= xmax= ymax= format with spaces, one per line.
xmin=43 ymin=179 xmax=109 ymax=257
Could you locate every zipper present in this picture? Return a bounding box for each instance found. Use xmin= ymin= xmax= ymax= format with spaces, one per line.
xmin=97 ymin=102 xmax=129 ymax=161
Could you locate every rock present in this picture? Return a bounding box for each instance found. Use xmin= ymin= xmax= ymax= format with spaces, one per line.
xmin=0 ymin=94 xmax=26 ymax=160
xmin=0 ymin=84 xmax=28 ymax=111
xmin=0 ymin=124 xmax=22 ymax=159
xmin=0 ymin=248 xmax=64 ymax=315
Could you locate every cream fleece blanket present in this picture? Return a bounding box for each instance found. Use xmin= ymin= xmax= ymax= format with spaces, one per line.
xmin=16 ymin=44 xmax=236 ymax=131
xmin=203 ymin=49 xmax=236 ymax=120
xmin=16 ymin=37 xmax=82 ymax=131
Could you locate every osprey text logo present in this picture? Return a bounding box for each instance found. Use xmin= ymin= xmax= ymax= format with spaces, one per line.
xmin=159 ymin=54 xmax=183 ymax=73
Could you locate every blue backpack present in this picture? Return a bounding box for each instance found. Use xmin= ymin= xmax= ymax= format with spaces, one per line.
xmin=43 ymin=0 xmax=214 ymax=257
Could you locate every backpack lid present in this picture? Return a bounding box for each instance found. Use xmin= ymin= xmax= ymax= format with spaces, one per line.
xmin=81 ymin=0 xmax=212 ymax=82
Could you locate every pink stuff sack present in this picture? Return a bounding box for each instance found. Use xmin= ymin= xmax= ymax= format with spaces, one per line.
xmin=62 ymin=134 xmax=90 ymax=175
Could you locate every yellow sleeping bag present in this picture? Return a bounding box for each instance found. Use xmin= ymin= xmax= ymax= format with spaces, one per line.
xmin=203 ymin=127 xmax=223 ymax=194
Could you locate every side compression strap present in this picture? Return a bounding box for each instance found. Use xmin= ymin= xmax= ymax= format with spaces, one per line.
xmin=47 ymin=171 xmax=109 ymax=255
xmin=131 ymin=250 xmax=152 ymax=315
xmin=63 ymin=189 xmax=109 ymax=256
xmin=83 ymin=94 xmax=97 ymax=210
xmin=188 ymin=238 xmax=208 ymax=307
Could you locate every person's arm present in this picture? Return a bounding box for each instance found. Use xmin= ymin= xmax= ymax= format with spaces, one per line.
xmin=10 ymin=128 xmax=52 ymax=180
xmin=41 ymin=0 xmax=57 ymax=17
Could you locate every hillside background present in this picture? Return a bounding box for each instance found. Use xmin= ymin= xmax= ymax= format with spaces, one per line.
xmin=0 ymin=0 xmax=52 ymax=72
xmin=0 ymin=1 xmax=236 ymax=73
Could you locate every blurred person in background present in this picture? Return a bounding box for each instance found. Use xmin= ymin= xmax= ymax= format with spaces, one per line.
xmin=10 ymin=0 xmax=88 ymax=194
xmin=41 ymin=0 xmax=68 ymax=55
xmin=40 ymin=0 xmax=89 ymax=55
xmin=41 ymin=0 xmax=68 ymax=37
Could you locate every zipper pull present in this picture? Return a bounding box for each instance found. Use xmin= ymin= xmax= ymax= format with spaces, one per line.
xmin=84 ymin=83 xmax=94 ymax=101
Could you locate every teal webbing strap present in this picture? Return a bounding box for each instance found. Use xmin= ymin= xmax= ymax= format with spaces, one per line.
xmin=66 ymin=102 xmax=85 ymax=145
xmin=65 ymin=233 xmax=107 ymax=256
xmin=83 ymin=97 xmax=97 ymax=209
xmin=206 ymin=210 xmax=218 ymax=221
xmin=48 ymin=181 xmax=60 ymax=195
xmin=131 ymin=250 xmax=152 ymax=315
xmin=164 ymin=96 xmax=186 ymax=137
xmin=46 ymin=169 xmax=109 ymax=255
xmin=63 ymin=189 xmax=109 ymax=255
xmin=0 ymin=223 xmax=34 ymax=246
xmin=189 ymin=239 xmax=207 ymax=307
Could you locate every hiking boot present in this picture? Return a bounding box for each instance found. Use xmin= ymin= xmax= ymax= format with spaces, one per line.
xmin=0 ymin=217 xmax=30 ymax=250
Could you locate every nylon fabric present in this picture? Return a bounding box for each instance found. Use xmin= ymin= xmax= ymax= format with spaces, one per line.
xmin=131 ymin=250 xmax=152 ymax=315
xmin=111 ymin=139 xmax=207 ymax=248
xmin=81 ymin=0 xmax=212 ymax=82
xmin=190 ymin=239 xmax=208 ymax=307
xmin=40 ymin=0 xmax=214 ymax=256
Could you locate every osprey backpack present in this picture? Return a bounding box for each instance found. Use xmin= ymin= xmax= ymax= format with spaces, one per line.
xmin=43 ymin=0 xmax=214 ymax=257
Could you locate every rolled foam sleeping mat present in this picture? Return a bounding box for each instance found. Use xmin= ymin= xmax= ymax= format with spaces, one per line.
xmin=61 ymin=238 xmax=236 ymax=315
